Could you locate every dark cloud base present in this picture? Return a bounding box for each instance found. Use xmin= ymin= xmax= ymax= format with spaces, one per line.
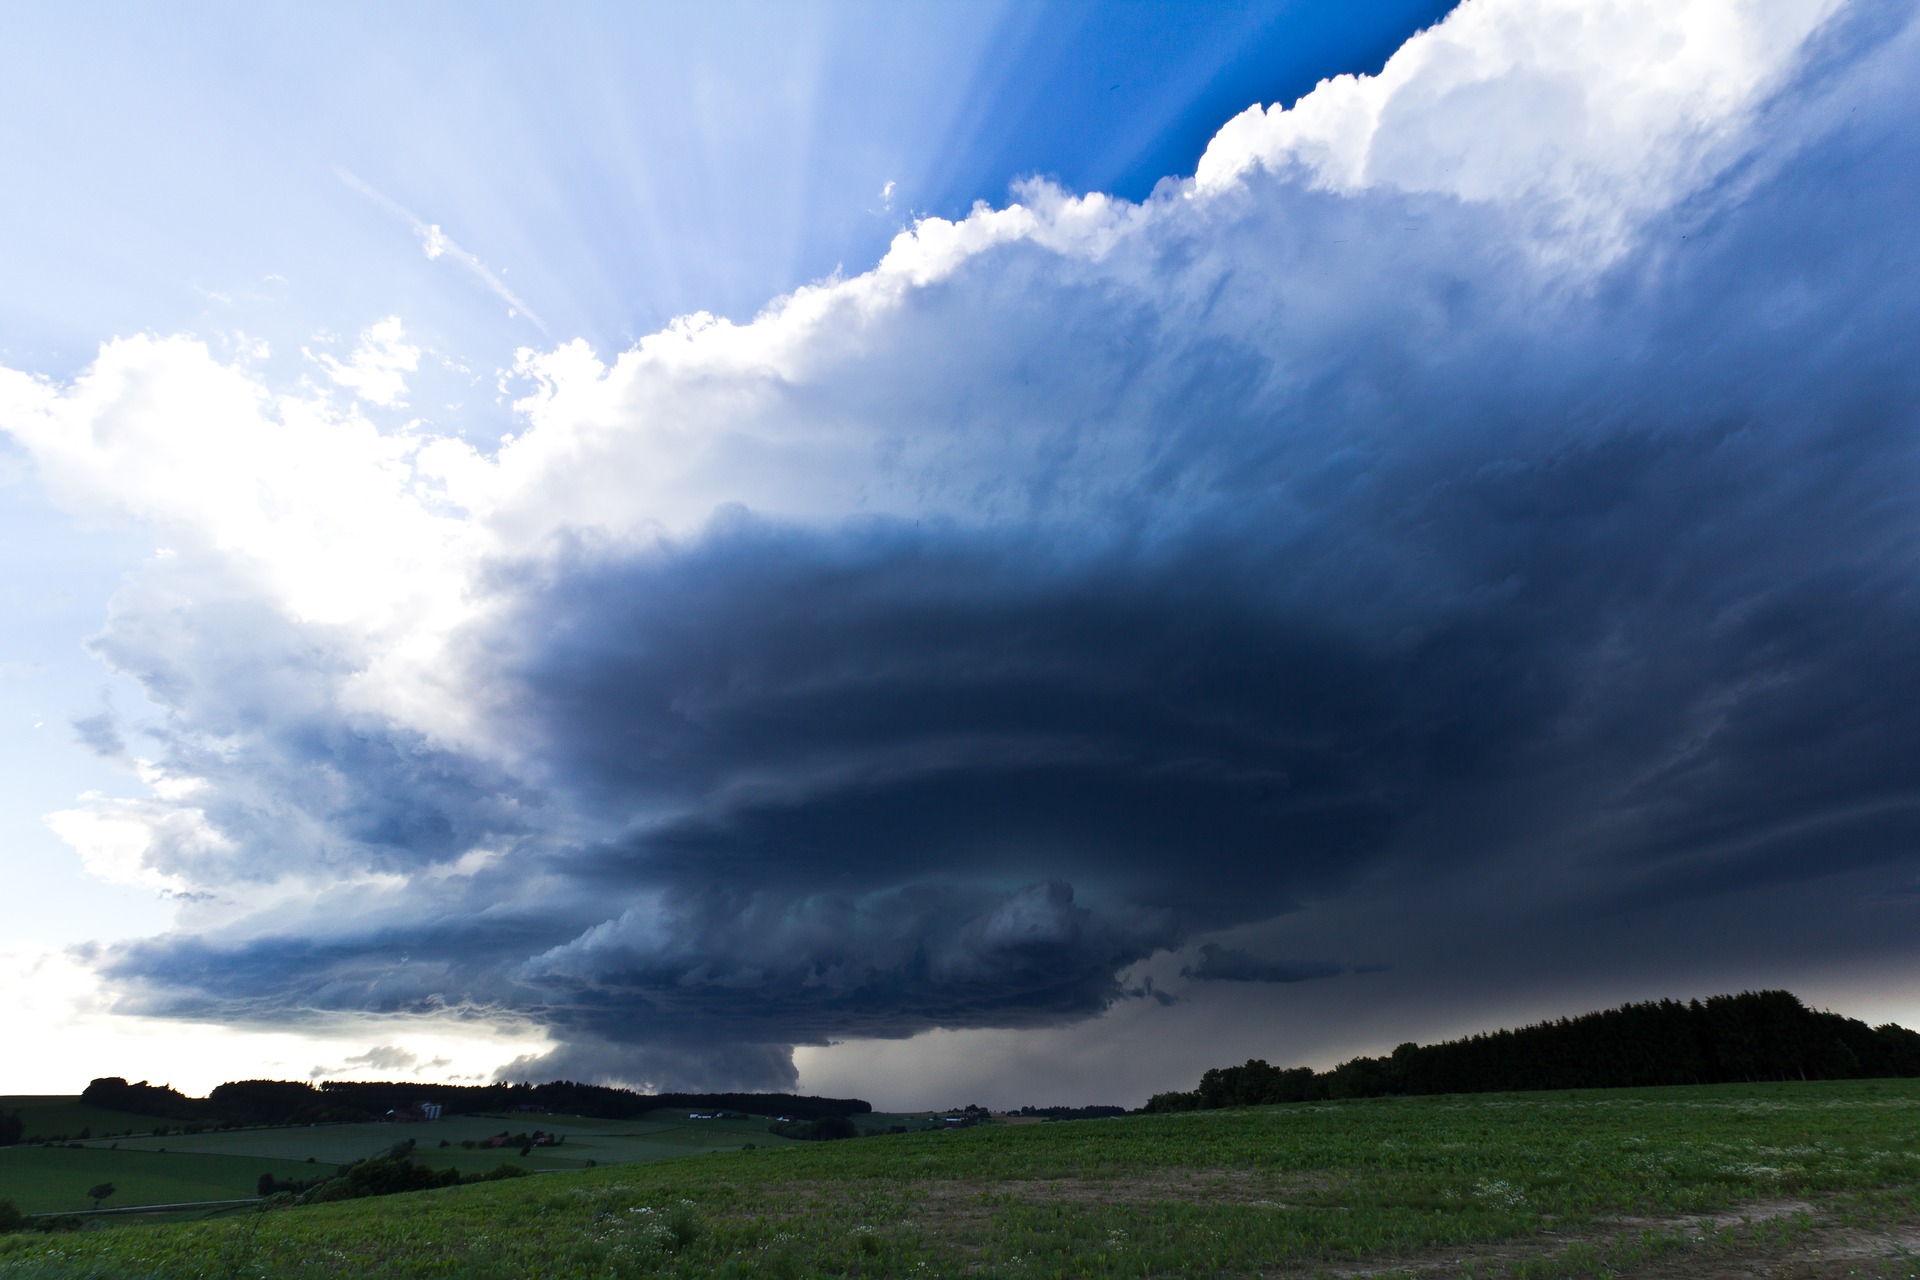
xmin=1182 ymin=944 xmax=1346 ymax=985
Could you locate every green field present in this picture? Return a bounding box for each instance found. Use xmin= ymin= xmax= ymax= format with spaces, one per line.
xmin=0 ymin=1102 xmax=951 ymax=1214
xmin=0 ymin=1098 xmax=172 ymax=1143
xmin=84 ymin=1109 xmax=803 ymax=1175
xmin=0 ymin=1146 xmax=323 ymax=1215
xmin=5 ymin=1080 xmax=1920 ymax=1277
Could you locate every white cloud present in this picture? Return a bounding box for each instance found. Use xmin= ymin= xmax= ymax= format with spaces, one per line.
xmin=0 ymin=333 xmax=476 ymax=628
xmin=0 ymin=943 xmax=552 ymax=1095
xmin=43 ymin=794 xmax=215 ymax=892
xmin=1195 ymin=0 xmax=1841 ymax=257
xmin=308 ymin=316 xmax=420 ymax=408
xmin=5 ymin=0 xmax=1836 ymax=679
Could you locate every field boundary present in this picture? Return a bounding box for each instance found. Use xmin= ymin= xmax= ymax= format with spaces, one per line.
xmin=28 ymin=1197 xmax=264 ymax=1218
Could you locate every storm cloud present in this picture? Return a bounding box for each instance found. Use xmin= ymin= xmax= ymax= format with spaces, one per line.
xmin=5 ymin=0 xmax=1920 ymax=1091
xmin=1182 ymin=946 xmax=1347 ymax=986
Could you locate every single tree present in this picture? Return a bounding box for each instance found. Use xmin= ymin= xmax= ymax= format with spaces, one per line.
xmin=87 ymin=1182 xmax=116 ymax=1209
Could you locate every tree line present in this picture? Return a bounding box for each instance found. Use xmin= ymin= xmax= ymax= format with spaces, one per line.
xmin=1011 ymin=1105 xmax=1128 ymax=1121
xmin=75 ymin=1076 xmax=869 ymax=1129
xmin=1145 ymin=990 xmax=1920 ymax=1111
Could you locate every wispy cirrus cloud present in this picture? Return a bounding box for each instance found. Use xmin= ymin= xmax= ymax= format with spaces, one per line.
xmin=336 ymin=169 xmax=548 ymax=334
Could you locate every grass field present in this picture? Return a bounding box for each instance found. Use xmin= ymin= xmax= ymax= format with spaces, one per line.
xmin=4 ymin=1079 xmax=1920 ymax=1277
xmin=0 ymin=1099 xmax=172 ymax=1144
xmin=84 ymin=1110 xmax=804 ymax=1175
xmin=0 ymin=1103 xmax=950 ymax=1214
xmin=0 ymin=1146 xmax=324 ymax=1215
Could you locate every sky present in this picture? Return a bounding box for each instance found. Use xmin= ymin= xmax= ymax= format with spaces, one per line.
xmin=1 ymin=0 xmax=1918 ymax=1109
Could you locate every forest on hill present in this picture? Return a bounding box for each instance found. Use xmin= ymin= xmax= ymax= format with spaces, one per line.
xmin=68 ymin=1077 xmax=869 ymax=1131
xmin=1147 ymin=990 xmax=1920 ymax=1111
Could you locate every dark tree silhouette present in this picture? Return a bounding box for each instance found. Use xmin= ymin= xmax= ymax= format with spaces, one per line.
xmin=70 ymin=1076 xmax=871 ymax=1131
xmin=1147 ymin=991 xmax=1920 ymax=1112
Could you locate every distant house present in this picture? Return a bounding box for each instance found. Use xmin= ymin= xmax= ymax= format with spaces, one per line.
xmin=382 ymin=1102 xmax=444 ymax=1123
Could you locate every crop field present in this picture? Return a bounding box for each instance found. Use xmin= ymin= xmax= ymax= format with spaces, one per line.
xmin=5 ymin=1079 xmax=1920 ymax=1278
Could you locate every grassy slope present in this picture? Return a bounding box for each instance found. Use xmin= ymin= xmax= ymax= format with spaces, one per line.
xmin=3 ymin=1079 xmax=1919 ymax=1278
xmin=0 ymin=1148 xmax=325 ymax=1215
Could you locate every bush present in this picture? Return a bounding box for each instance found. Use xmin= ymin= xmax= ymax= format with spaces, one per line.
xmin=295 ymin=1154 xmax=528 ymax=1205
xmin=0 ymin=1198 xmax=25 ymax=1233
xmin=257 ymin=1172 xmax=319 ymax=1197
xmin=663 ymin=1202 xmax=702 ymax=1252
xmin=474 ymin=1163 xmax=529 ymax=1182
xmin=767 ymin=1114 xmax=858 ymax=1141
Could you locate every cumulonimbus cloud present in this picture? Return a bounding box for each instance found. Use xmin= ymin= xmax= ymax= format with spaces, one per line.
xmin=3 ymin=0 xmax=1919 ymax=1090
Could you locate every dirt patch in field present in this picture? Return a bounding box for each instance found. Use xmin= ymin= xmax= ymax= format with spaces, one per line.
xmin=1311 ymin=1199 xmax=1920 ymax=1280
xmin=1613 ymin=1218 xmax=1920 ymax=1280
xmin=1603 ymin=1198 xmax=1818 ymax=1232
xmin=724 ymin=1176 xmax=1919 ymax=1278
